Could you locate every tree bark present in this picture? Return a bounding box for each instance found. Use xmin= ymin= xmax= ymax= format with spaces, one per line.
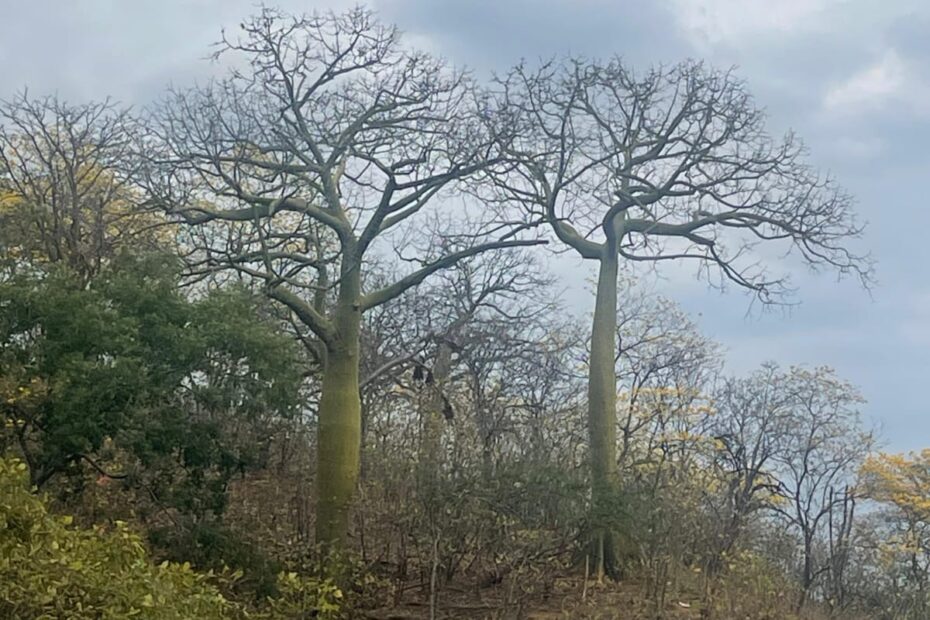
xmin=315 ymin=263 xmax=363 ymax=549
xmin=315 ymin=341 xmax=362 ymax=547
xmin=797 ymin=534 xmax=813 ymax=612
xmin=587 ymin=247 xmax=620 ymax=580
xmin=418 ymin=341 xmax=454 ymax=497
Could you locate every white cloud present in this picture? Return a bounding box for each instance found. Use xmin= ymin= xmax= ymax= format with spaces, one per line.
xmin=823 ymin=48 xmax=930 ymax=117
xmin=667 ymin=0 xmax=840 ymax=49
xmin=824 ymin=49 xmax=907 ymax=111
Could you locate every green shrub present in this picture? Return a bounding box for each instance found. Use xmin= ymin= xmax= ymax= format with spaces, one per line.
xmin=262 ymin=572 xmax=345 ymax=620
xmin=0 ymin=456 xmax=241 ymax=619
xmin=149 ymin=521 xmax=282 ymax=601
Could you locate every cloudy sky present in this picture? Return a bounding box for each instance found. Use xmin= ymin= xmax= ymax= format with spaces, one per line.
xmin=2 ymin=0 xmax=927 ymax=449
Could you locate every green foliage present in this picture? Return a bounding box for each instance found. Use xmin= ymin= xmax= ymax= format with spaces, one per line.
xmin=0 ymin=252 xmax=309 ymax=604
xmin=0 ymin=263 xmax=146 ymax=484
xmin=0 ymin=252 xmax=304 ymax=509
xmin=150 ymin=521 xmax=283 ymax=601
xmin=262 ymin=572 xmax=345 ymax=620
xmin=0 ymin=456 xmax=241 ymax=619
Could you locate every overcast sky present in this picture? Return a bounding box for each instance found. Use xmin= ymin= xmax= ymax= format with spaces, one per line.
xmin=2 ymin=0 xmax=927 ymax=449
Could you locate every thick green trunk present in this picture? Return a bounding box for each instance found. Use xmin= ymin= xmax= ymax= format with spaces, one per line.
xmin=587 ymin=249 xmax=620 ymax=580
xmin=315 ymin=343 xmax=362 ymax=548
xmin=315 ymin=259 xmax=363 ymax=549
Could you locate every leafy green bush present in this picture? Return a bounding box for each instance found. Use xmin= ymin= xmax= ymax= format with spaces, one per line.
xmin=0 ymin=456 xmax=241 ymax=619
xmin=262 ymin=572 xmax=345 ymax=620
xmin=0 ymin=252 xmax=304 ymax=507
xmin=150 ymin=521 xmax=283 ymax=601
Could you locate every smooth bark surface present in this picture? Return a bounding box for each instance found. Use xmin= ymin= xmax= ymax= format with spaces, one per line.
xmin=316 ymin=341 xmax=362 ymax=546
xmin=587 ymin=246 xmax=620 ymax=579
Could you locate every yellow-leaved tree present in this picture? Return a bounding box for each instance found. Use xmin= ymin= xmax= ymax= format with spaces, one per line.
xmin=0 ymin=93 xmax=170 ymax=283
xmin=860 ymin=449 xmax=930 ymax=617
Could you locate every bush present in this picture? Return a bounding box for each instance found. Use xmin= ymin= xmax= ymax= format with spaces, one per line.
xmin=0 ymin=456 xmax=242 ymax=619
xmin=262 ymin=572 xmax=345 ymax=620
xmin=149 ymin=521 xmax=283 ymax=602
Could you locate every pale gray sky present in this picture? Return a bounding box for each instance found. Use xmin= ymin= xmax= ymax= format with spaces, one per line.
xmin=2 ymin=0 xmax=927 ymax=449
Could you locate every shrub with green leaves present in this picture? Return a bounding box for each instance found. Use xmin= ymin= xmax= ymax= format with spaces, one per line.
xmin=263 ymin=571 xmax=344 ymax=620
xmin=0 ymin=456 xmax=241 ymax=619
xmin=0 ymin=252 xmax=305 ymax=500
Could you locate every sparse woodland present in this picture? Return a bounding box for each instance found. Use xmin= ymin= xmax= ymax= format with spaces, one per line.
xmin=1 ymin=7 xmax=925 ymax=620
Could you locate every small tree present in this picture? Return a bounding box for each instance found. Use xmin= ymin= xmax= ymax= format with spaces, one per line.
xmin=704 ymin=364 xmax=795 ymax=575
xmin=0 ymin=252 xmax=303 ymax=502
xmin=0 ymin=94 xmax=164 ymax=283
xmin=860 ymin=450 xmax=930 ymax=617
xmin=767 ymin=366 xmax=873 ymax=610
xmin=491 ymin=58 xmax=872 ymax=578
xmin=0 ymin=457 xmax=240 ymax=620
xmin=141 ymin=8 xmax=539 ymax=549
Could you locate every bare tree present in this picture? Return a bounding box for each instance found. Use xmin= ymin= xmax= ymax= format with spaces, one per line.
xmin=614 ymin=282 xmax=721 ymax=470
xmin=824 ymin=483 xmax=857 ymax=610
xmin=139 ymin=8 xmax=541 ymax=548
xmin=704 ymin=364 xmax=795 ymax=575
xmin=767 ymin=365 xmax=873 ymax=610
xmin=0 ymin=93 xmax=159 ymax=283
xmin=489 ymin=58 xmax=872 ymax=577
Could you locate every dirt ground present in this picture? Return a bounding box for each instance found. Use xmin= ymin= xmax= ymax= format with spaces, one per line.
xmin=365 ymin=576 xmax=707 ymax=619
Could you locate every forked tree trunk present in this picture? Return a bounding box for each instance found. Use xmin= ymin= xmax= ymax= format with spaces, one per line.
xmin=587 ymin=247 xmax=620 ymax=580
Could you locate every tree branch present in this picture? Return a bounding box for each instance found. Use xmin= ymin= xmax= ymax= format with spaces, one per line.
xmin=360 ymin=239 xmax=546 ymax=311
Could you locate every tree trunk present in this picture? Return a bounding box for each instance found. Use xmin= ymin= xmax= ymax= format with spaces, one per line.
xmin=797 ymin=535 xmax=813 ymax=612
xmin=587 ymin=248 xmax=620 ymax=580
xmin=315 ymin=340 xmax=362 ymax=548
xmin=315 ymin=262 xmax=363 ymax=549
xmin=417 ymin=342 xmax=452 ymax=530
xmin=418 ymin=341 xmax=454 ymax=508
